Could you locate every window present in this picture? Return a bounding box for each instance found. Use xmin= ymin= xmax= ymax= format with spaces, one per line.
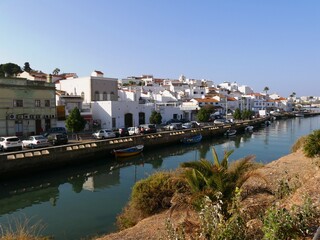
xmin=13 ymin=100 xmax=23 ymax=107
xmin=44 ymin=100 xmax=50 ymax=107
xmin=35 ymin=100 xmax=41 ymax=107
xmin=103 ymin=92 xmax=107 ymax=100
xmin=94 ymin=91 xmax=100 ymax=101
xmin=112 ymin=118 xmax=116 ymax=128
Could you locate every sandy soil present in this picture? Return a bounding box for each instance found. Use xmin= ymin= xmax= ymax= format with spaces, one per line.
xmin=97 ymin=150 xmax=320 ymax=240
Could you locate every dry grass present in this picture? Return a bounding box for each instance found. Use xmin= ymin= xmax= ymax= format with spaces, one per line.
xmin=0 ymin=216 xmax=51 ymax=240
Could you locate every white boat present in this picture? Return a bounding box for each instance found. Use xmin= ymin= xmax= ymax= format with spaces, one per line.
xmin=225 ymin=129 xmax=237 ymax=136
xmin=245 ymin=125 xmax=254 ymax=132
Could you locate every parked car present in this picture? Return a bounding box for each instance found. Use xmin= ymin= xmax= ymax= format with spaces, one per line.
xmin=165 ymin=119 xmax=181 ymax=125
xmin=117 ymin=127 xmax=129 ymax=137
xmin=182 ymin=121 xmax=200 ymax=129
xmin=127 ymin=127 xmax=140 ymax=135
xmin=0 ymin=136 xmax=23 ymax=151
xmin=22 ymin=135 xmax=50 ymax=149
xmin=92 ymin=129 xmax=116 ymax=139
xmin=47 ymin=133 xmax=69 ymax=146
xmin=43 ymin=127 xmax=67 ymax=137
xmin=139 ymin=124 xmax=157 ymax=134
xmin=164 ymin=122 xmax=183 ymax=131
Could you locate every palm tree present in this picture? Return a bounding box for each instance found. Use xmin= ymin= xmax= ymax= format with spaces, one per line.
xmin=180 ymin=148 xmax=259 ymax=209
xmin=52 ymin=68 xmax=60 ymax=75
xmin=263 ymin=86 xmax=269 ymax=94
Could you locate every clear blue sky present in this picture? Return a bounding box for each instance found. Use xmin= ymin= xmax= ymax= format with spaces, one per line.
xmin=1 ymin=0 xmax=319 ymax=97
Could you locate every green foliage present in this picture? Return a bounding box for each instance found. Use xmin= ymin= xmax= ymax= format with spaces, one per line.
xmin=65 ymin=107 xmax=86 ymax=133
xmin=262 ymin=207 xmax=295 ymax=240
xmin=196 ymin=105 xmax=215 ymax=122
xmin=233 ymin=108 xmax=253 ymax=120
xmin=291 ymin=135 xmax=306 ymax=152
xmin=180 ymin=148 xmax=259 ymax=211
xmin=149 ymin=111 xmax=162 ymax=124
xmin=303 ymin=129 xmax=320 ymax=157
xmin=23 ymin=62 xmax=32 ymax=72
xmin=117 ymin=171 xmax=188 ymax=230
xmin=241 ymin=109 xmax=254 ymax=120
xmin=0 ymin=63 xmax=22 ymax=77
xmin=198 ymin=190 xmax=247 ymax=240
xmin=262 ymin=196 xmax=319 ymax=239
xmin=131 ymin=171 xmax=183 ymax=215
xmin=52 ymin=68 xmax=60 ymax=75
xmin=233 ymin=108 xmax=242 ymax=120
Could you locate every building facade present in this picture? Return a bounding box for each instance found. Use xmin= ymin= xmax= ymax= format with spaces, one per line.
xmin=0 ymin=77 xmax=56 ymax=136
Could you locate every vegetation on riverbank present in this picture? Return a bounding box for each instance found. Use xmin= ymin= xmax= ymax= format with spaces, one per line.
xmin=0 ymin=216 xmax=51 ymax=240
xmin=110 ymin=131 xmax=320 ymax=240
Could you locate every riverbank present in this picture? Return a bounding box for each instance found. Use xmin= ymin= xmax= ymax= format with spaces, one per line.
xmin=97 ymin=149 xmax=320 ymax=240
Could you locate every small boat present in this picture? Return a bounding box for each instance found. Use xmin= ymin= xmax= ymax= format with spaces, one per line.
xmin=225 ymin=129 xmax=237 ymax=136
xmin=295 ymin=112 xmax=305 ymax=117
xmin=113 ymin=145 xmax=144 ymax=157
xmin=245 ymin=125 xmax=254 ymax=132
xmin=181 ymin=134 xmax=202 ymax=144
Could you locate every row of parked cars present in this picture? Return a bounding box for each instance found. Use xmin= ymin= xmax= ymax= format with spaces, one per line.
xmin=91 ymin=121 xmax=201 ymax=140
xmin=0 ymin=127 xmax=69 ymax=152
xmin=91 ymin=124 xmax=157 ymax=140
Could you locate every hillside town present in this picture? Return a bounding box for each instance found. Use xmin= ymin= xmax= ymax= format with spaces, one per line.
xmin=0 ymin=63 xmax=319 ymax=137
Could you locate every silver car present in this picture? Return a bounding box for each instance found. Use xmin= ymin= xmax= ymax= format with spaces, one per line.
xmin=92 ymin=129 xmax=116 ymax=139
xmin=22 ymin=135 xmax=50 ymax=149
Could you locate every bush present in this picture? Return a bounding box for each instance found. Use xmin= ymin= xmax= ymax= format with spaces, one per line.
xmin=303 ymin=129 xmax=320 ymax=157
xmin=117 ymin=171 xmax=188 ymax=230
xmin=131 ymin=171 xmax=185 ymax=215
xmin=291 ymin=135 xmax=307 ymax=152
xmin=262 ymin=197 xmax=319 ymax=239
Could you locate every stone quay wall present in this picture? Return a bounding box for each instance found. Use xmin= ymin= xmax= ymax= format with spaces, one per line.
xmin=0 ymin=118 xmax=267 ymax=179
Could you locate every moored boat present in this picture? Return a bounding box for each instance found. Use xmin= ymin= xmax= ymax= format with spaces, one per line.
xmin=245 ymin=125 xmax=254 ymax=132
xmin=113 ymin=145 xmax=144 ymax=157
xmin=225 ymin=129 xmax=237 ymax=136
xmin=181 ymin=134 xmax=202 ymax=144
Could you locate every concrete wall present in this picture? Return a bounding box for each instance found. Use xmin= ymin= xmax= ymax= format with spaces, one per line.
xmin=0 ymin=118 xmax=267 ymax=179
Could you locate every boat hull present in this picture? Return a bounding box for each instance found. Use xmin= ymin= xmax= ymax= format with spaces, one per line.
xmin=113 ymin=145 xmax=144 ymax=157
xmin=181 ymin=134 xmax=202 ymax=144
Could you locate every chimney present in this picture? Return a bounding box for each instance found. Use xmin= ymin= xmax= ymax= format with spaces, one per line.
xmin=47 ymin=74 xmax=52 ymax=83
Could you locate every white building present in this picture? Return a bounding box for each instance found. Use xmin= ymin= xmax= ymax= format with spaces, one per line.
xmin=56 ymin=71 xmax=118 ymax=104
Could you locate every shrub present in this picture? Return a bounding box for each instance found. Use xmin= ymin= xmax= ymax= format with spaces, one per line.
xmin=262 ymin=196 xmax=319 ymax=239
xmin=117 ymin=171 xmax=188 ymax=230
xmin=291 ymin=135 xmax=306 ymax=152
xmin=303 ymin=129 xmax=320 ymax=157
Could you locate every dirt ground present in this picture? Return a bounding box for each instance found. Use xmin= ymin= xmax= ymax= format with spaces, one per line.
xmin=97 ymin=149 xmax=320 ymax=240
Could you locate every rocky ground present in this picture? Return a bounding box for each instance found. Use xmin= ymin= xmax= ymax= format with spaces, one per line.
xmin=97 ymin=149 xmax=320 ymax=240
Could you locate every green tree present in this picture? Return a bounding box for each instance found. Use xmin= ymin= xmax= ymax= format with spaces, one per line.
xmin=197 ymin=105 xmax=215 ymax=122
xmin=65 ymin=107 xmax=86 ymax=138
xmin=233 ymin=108 xmax=242 ymax=120
xmin=0 ymin=62 xmax=22 ymax=77
xmin=263 ymin=86 xmax=269 ymax=94
xmin=23 ymin=62 xmax=32 ymax=72
xmin=149 ymin=111 xmax=162 ymax=124
xmin=242 ymin=109 xmax=254 ymax=120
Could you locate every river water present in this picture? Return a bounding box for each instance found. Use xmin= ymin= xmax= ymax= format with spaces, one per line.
xmin=0 ymin=116 xmax=319 ymax=239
